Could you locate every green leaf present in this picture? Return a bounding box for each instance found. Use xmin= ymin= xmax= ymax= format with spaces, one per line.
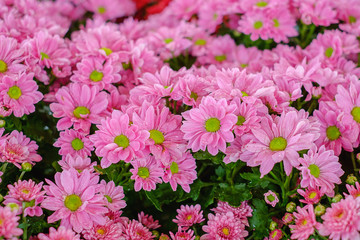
xmin=144 ymin=183 xmax=182 ymax=211
xmin=240 ymin=169 xmax=269 ymax=188
xmin=215 ymin=166 xmax=225 ymax=178
xmin=249 ymin=199 xmax=270 ymax=239
xmin=215 ymin=183 xmax=252 ymax=207
xmin=177 ymin=179 xmax=204 ymax=202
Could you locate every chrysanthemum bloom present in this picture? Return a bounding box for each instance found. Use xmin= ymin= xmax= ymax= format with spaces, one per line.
xmin=159 ymin=234 xmax=171 ymax=240
xmin=181 ymin=96 xmax=237 ymax=156
xmin=54 ymin=129 xmax=93 ymax=159
xmin=4 ymin=179 xmax=45 ymax=217
xmin=41 ymin=169 xmax=108 ymax=233
xmin=84 ymin=0 xmax=135 ymax=20
xmin=123 ymin=220 xmax=155 ymax=239
xmin=0 ymin=206 xmax=23 ymax=239
xmin=240 ymin=110 xmax=319 ymax=177
xmin=289 ymin=205 xmax=320 ymax=240
xmin=0 ymin=130 xmax=42 ymax=168
xmin=297 ymin=145 xmax=344 ymax=197
xmin=0 ymin=72 xmax=43 ymax=117
xmin=211 ymin=201 xmax=253 ymax=227
xmin=345 ymin=182 xmax=360 ymax=198
xmin=170 ymin=227 xmax=195 ymax=240
xmin=298 ymin=187 xmax=323 ymax=204
xmin=173 ymin=204 xmax=204 ymax=229
xmin=319 ymin=196 xmax=360 ymax=239
xmin=50 ymin=83 xmax=108 ymax=132
xmin=293 ymin=0 xmax=338 ymax=26
xmin=162 ymin=152 xmax=197 ymax=193
xmin=38 ymin=226 xmax=80 ymax=240
xmin=130 ymin=155 xmax=164 ymax=191
xmin=237 ymin=10 xmax=271 ymax=41
xmin=266 ymin=8 xmax=298 ymax=43
xmin=282 ymin=213 xmax=293 ymax=225
xmin=58 ymin=155 xmax=96 ymax=173
xmin=138 ymin=212 xmax=161 ymax=230
xmin=269 ymin=229 xmax=282 ymax=240
xmin=71 ymin=57 xmax=121 ymax=90
xmin=99 ymin=180 xmax=126 ymax=212
xmin=201 ymin=212 xmax=248 ymax=240
xmin=90 ymin=110 xmax=149 ymax=168
xmin=82 ymin=219 xmax=125 ymax=240
xmin=0 ymin=36 xmax=26 ymax=76
xmin=264 ymin=191 xmax=279 ymax=207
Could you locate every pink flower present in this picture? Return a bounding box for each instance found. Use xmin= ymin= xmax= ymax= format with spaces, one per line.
xmin=181 ymin=96 xmax=237 ymax=156
xmin=319 ymin=196 xmax=360 ymax=240
xmin=0 ymin=72 xmax=43 ymax=117
xmin=298 ymin=187 xmax=323 ymax=204
xmin=50 ymin=83 xmax=108 ymax=132
xmin=82 ymin=219 xmax=124 ymax=240
xmin=173 ymin=204 xmax=204 ymax=229
xmin=282 ymin=213 xmax=293 ymax=225
xmin=293 ymin=0 xmax=338 ymax=26
xmin=289 ymin=205 xmax=320 ymax=240
xmin=58 ymin=155 xmax=96 ymax=172
xmin=170 ymin=227 xmax=195 ymax=240
xmin=0 ymin=36 xmax=26 ymax=76
xmin=346 ymin=182 xmax=360 ymax=198
xmin=83 ymin=0 xmax=135 ymax=20
xmin=0 ymin=130 xmax=42 ymax=168
xmin=38 ymin=226 xmax=80 ymax=240
xmin=269 ymin=229 xmax=282 ymax=240
xmin=238 ymin=10 xmax=271 ymax=41
xmin=90 ymin=110 xmax=149 ymax=168
xmin=297 ymin=145 xmax=344 ymax=197
xmin=211 ymin=201 xmax=253 ymax=227
xmin=41 ymin=169 xmax=108 ymax=233
xmin=123 ymin=220 xmax=155 ymax=239
xmin=264 ymin=190 xmax=279 ymax=207
xmin=99 ymin=180 xmax=126 ymax=212
xmin=0 ymin=206 xmax=23 ymax=239
xmin=138 ymin=212 xmax=161 ymax=230
xmin=130 ymin=155 xmax=164 ymax=192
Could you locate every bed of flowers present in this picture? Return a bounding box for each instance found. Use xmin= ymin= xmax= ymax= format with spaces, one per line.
xmin=1 ymin=0 xmax=360 ymax=239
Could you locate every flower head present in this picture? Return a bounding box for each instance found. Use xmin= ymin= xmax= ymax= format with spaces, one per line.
xmin=264 ymin=190 xmax=279 ymax=207
xmin=38 ymin=226 xmax=80 ymax=240
xmin=289 ymin=205 xmax=320 ymax=240
xmin=0 ymin=206 xmax=23 ymax=239
xmin=130 ymin=155 xmax=163 ymax=191
xmin=173 ymin=204 xmax=204 ymax=229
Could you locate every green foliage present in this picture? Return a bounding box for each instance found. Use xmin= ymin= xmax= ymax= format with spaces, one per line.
xmin=215 ymin=183 xmax=252 ymax=207
xmin=249 ymin=199 xmax=270 ymax=239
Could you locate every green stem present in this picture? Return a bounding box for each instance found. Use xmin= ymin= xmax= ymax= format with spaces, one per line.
xmin=18 ymin=171 xmax=26 ymax=181
xmin=351 ymin=152 xmax=359 ymax=173
xmin=303 ymin=24 xmax=316 ymax=47
xmin=172 ymin=101 xmax=178 ymax=114
xmin=22 ymin=202 xmax=28 ymax=240
xmin=269 ymin=171 xmax=281 ymax=183
xmin=1 ymin=162 xmax=8 ymax=174
xmin=307 ymin=99 xmax=318 ymax=115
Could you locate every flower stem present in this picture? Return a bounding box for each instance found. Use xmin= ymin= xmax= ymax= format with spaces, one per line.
xmin=18 ymin=171 xmax=26 ymax=181
xmin=1 ymin=162 xmax=8 ymax=174
xmin=22 ymin=202 xmax=28 ymax=240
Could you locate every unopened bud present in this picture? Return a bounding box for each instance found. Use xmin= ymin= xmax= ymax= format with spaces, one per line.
xmin=0 ymin=119 xmax=5 ymax=128
xmin=346 ymin=174 xmax=357 ymax=185
xmin=21 ymin=162 xmax=32 ymax=172
xmin=286 ymin=202 xmax=296 ymax=212
xmin=314 ymin=204 xmax=326 ymax=216
xmin=0 ymin=194 xmax=3 ymax=202
xmin=152 ymin=230 xmax=160 ymax=238
xmin=332 ymin=194 xmax=343 ymax=203
xmin=269 ymin=221 xmax=278 ymax=231
xmin=6 ymin=202 xmax=20 ymax=212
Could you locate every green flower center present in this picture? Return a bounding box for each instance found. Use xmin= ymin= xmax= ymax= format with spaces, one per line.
xmin=89 ymin=70 xmax=103 ymax=82
xmin=164 ymin=38 xmax=173 ymax=44
xmin=325 ymin=47 xmax=334 ymax=58
xmin=105 ymin=195 xmax=113 ymax=203
xmin=100 ymin=47 xmax=112 ymax=56
xmin=254 ymin=21 xmax=263 ymax=29
xmin=215 ymin=55 xmax=227 ymax=62
xmin=7 ymin=86 xmax=22 ymax=100
xmin=205 ymin=118 xmax=221 ymax=132
xmin=326 ymin=126 xmax=341 ymax=141
xmin=0 ymin=60 xmax=7 ymax=73
xmin=309 ymin=192 xmax=317 ymax=199
xmin=40 ymin=52 xmax=49 ymax=60
xmin=236 ymin=115 xmax=246 ymax=126
xmin=267 ymin=195 xmax=275 ymax=202
xmin=114 ymin=134 xmax=130 ymax=148
xmin=24 ymin=199 xmax=35 ymax=208
xmin=351 ymin=107 xmax=360 ymax=123
xmin=98 ymin=6 xmax=106 ymax=14
xmin=122 ymin=62 xmax=132 ymax=70
xmin=273 ymin=19 xmax=280 ymax=27
xmin=190 ymin=91 xmax=198 ymax=101
xmin=170 ymin=162 xmax=179 ymax=174
xmin=138 ymin=167 xmax=150 ymax=179
xmin=241 ymin=91 xmax=249 ymax=97
xmin=149 ymin=129 xmax=165 ymax=144
xmin=256 ymin=1 xmax=268 ymax=7
xmin=73 ymin=106 xmax=90 ymax=119
xmin=240 ymin=63 xmax=248 ymax=68
xmin=194 ymin=39 xmax=207 ymax=46
xmin=349 ymin=16 xmax=357 ymax=24
xmin=64 ymin=194 xmax=82 ymax=212
xmin=308 ymin=164 xmax=320 ymax=178
xmin=269 ymin=137 xmax=287 ymax=151
xmin=71 ymin=138 xmax=84 ymax=151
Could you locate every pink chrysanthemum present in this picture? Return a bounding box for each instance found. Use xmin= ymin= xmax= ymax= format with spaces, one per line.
xmin=264 ymin=190 xmax=279 ymax=207
xmin=130 ymin=155 xmax=164 ymax=191
xmin=82 ymin=219 xmax=125 ymax=240
xmin=346 ymin=182 xmax=360 ymax=198
xmin=298 ymin=187 xmax=323 ymax=204
xmin=0 ymin=72 xmax=43 ymax=117
xmin=99 ymin=180 xmax=126 ymax=212
xmin=123 ymin=220 xmax=155 ymax=240
xmin=211 ymin=201 xmax=253 ymax=227
xmin=181 ymin=96 xmax=237 ymax=156
xmin=54 ymin=129 xmax=93 ymax=159
xmin=289 ymin=205 xmax=320 ymax=240
xmin=90 ymin=110 xmax=149 ymax=168
xmin=297 ymin=145 xmax=344 ymax=197
xmin=201 ymin=212 xmax=248 ymax=240
xmin=58 ymin=155 xmax=97 ymax=173
xmin=319 ymin=196 xmax=360 ymax=240
xmin=41 ymin=169 xmax=108 ymax=233
xmin=173 ymin=204 xmax=204 ymax=229
xmin=170 ymin=227 xmax=195 ymax=240
xmin=138 ymin=212 xmax=161 ymax=230
xmin=0 ymin=130 xmax=42 ymax=168
xmin=84 ymin=0 xmax=135 ymax=20
xmin=282 ymin=213 xmax=293 ymax=225
xmin=38 ymin=226 xmax=80 ymax=240
xmin=0 ymin=35 xmax=26 ymax=76
xmin=4 ymin=179 xmax=45 ymax=217
xmin=50 ymin=83 xmax=108 ymax=132
xmin=0 ymin=206 xmax=23 ymax=239
xmin=269 ymin=229 xmax=282 ymax=240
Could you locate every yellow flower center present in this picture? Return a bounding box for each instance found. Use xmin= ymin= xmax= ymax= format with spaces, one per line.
xmin=114 ymin=134 xmax=130 ymax=149
xmin=64 ymin=194 xmax=82 ymax=212
xmin=7 ymin=86 xmax=22 ymax=100
xmin=138 ymin=167 xmax=150 ymax=179
xmin=73 ymin=106 xmax=90 ymax=119
xmin=205 ymin=118 xmax=221 ymax=132
xmin=0 ymin=60 xmax=8 ymax=73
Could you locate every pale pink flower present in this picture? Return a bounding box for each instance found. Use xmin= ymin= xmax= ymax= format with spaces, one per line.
xmin=173 ymin=204 xmax=204 ymax=229
xmin=0 ymin=35 xmax=26 ymax=76
xmin=38 ymin=226 xmax=80 ymax=240
xmin=264 ymin=190 xmax=279 ymax=207
xmin=58 ymin=155 xmax=96 ymax=173
xmin=346 ymin=182 xmax=360 ymax=198
xmin=319 ymin=196 xmax=360 ymax=240
xmin=290 ymin=205 xmax=320 ymax=240
xmin=238 ymin=11 xmax=271 ymax=41
xmin=50 ymin=83 xmax=108 ymax=132
xmin=298 ymin=187 xmax=323 ymax=205
xmin=211 ymin=201 xmax=253 ymax=227
xmin=99 ymin=180 xmax=126 ymax=212
xmin=54 ymin=129 xmax=93 ymax=159
xmin=123 ymin=220 xmax=155 ymax=239
xmin=82 ymin=219 xmax=125 ymax=240
xmin=170 ymin=227 xmax=195 ymax=240
xmin=0 ymin=72 xmax=43 ymax=117
xmin=90 ymin=110 xmax=149 ymax=168
xmin=0 ymin=206 xmax=23 ymax=239
xmin=42 ymin=169 xmax=108 ymax=233
xmin=181 ymin=96 xmax=237 ymax=156
xmin=84 ymin=0 xmax=135 ymax=20
xmin=297 ymin=145 xmax=344 ymax=197
xmin=138 ymin=212 xmax=161 ymax=230
xmin=293 ymin=0 xmax=338 ymax=26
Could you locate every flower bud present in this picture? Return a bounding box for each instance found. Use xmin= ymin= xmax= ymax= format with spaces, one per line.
xmin=0 ymin=119 xmax=5 ymax=128
xmin=21 ymin=162 xmax=32 ymax=172
xmin=314 ymin=204 xmax=326 ymax=216
xmin=332 ymin=194 xmax=343 ymax=203
xmin=6 ymin=202 xmax=20 ymax=212
xmin=152 ymin=230 xmax=160 ymax=238
xmin=269 ymin=221 xmax=278 ymax=231
xmin=346 ymin=174 xmax=357 ymax=185
xmin=286 ymin=202 xmax=296 ymax=212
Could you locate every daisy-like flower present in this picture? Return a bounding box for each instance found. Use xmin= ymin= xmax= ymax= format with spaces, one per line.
xmin=38 ymin=226 xmax=80 ymax=240
xmin=269 ymin=229 xmax=282 ymax=240
xmin=0 ymin=206 xmax=23 ymax=239
xmin=181 ymin=96 xmax=237 ymax=156
xmin=90 ymin=110 xmax=149 ymax=168
xmin=289 ymin=205 xmax=320 ymax=240
xmin=50 ymin=83 xmax=108 ymax=132
xmin=173 ymin=204 xmax=204 ymax=229
xmin=211 ymin=201 xmax=253 ymax=227
xmin=170 ymin=227 xmax=195 ymax=240
xmin=201 ymin=212 xmax=248 ymax=240
xmin=41 ymin=169 xmax=108 ymax=233
xmin=54 ymin=129 xmax=93 ymax=159
xmin=0 ymin=35 xmax=26 ymax=76
xmin=138 ymin=212 xmax=161 ymax=230
xmin=0 ymin=130 xmax=42 ymax=168
xmin=282 ymin=213 xmax=293 ymax=225
xmin=130 ymin=155 xmax=164 ymax=192
xmin=99 ymin=180 xmax=126 ymax=212
xmin=4 ymin=179 xmax=45 ymax=217
xmin=298 ymin=187 xmax=323 ymax=204
xmin=297 ymin=145 xmax=344 ymax=197
xmin=264 ymin=190 xmax=279 ymax=207
xmin=123 ymin=220 xmax=155 ymax=239
xmin=319 ymin=196 xmax=360 ymax=239
xmin=345 ymin=182 xmax=360 ymax=198
xmin=84 ymin=0 xmax=135 ymax=20
xmin=58 ymin=155 xmax=97 ymax=172
xmin=240 ymin=110 xmax=319 ymax=177
xmin=0 ymin=72 xmax=43 ymax=117
xmin=82 ymin=219 xmax=124 ymax=240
